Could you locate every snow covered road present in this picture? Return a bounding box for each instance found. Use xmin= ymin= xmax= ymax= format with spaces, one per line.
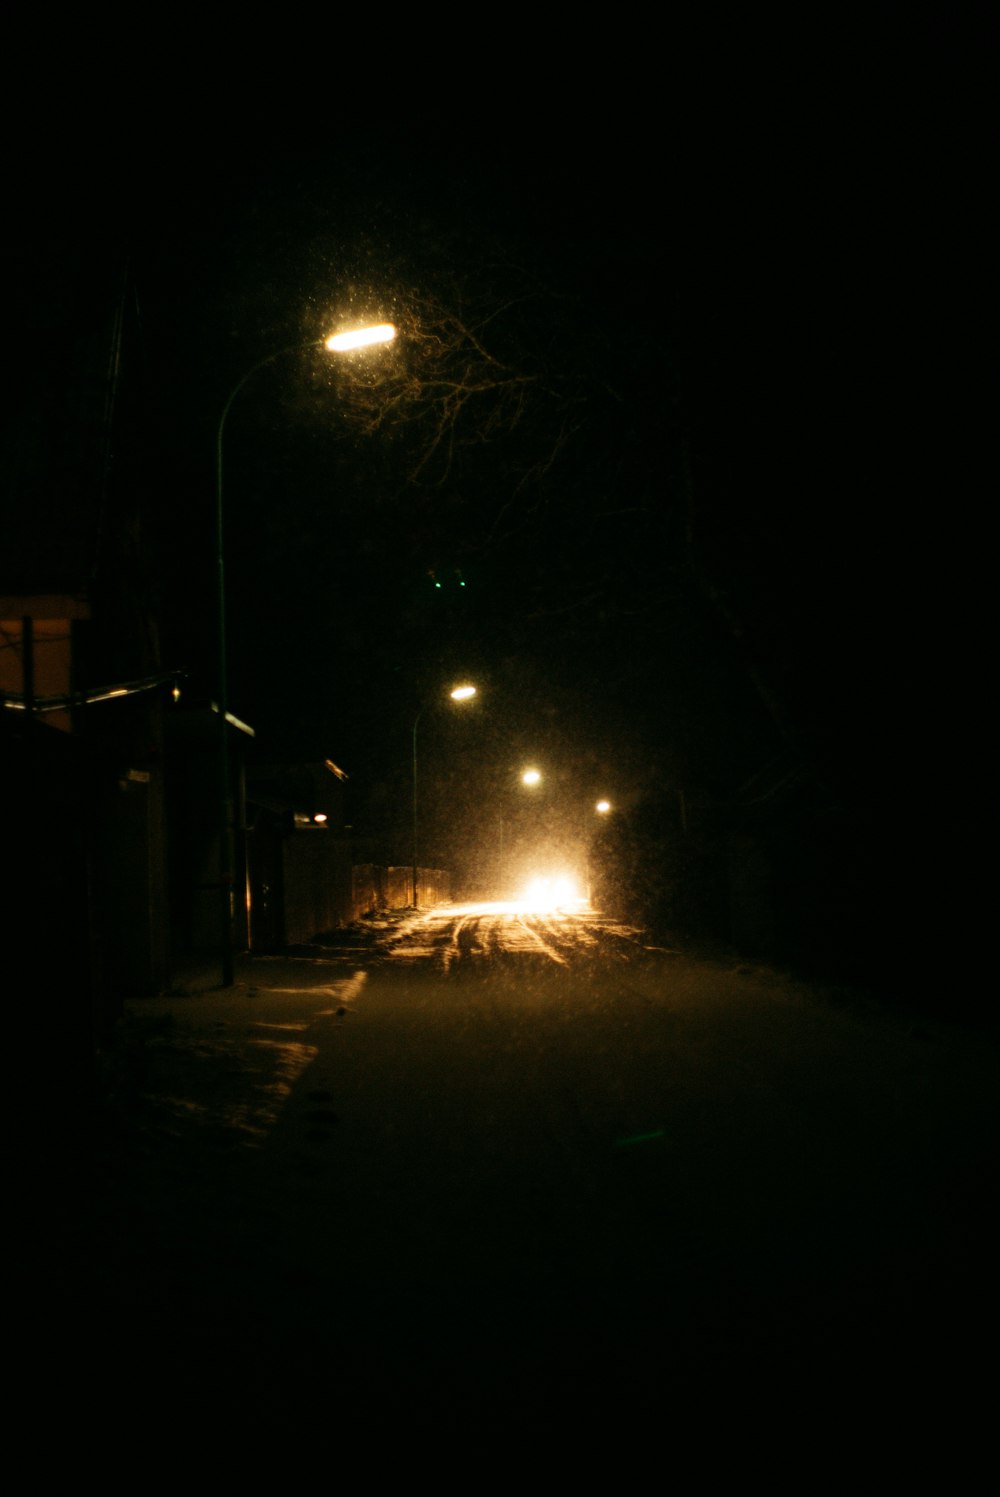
xmin=368 ymin=899 xmax=666 ymax=970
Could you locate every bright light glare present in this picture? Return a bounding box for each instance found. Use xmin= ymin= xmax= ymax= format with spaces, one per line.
xmin=596 ymin=799 xmax=611 ymax=813
xmin=450 ymin=684 xmax=477 ymax=701
xmin=519 ymin=874 xmax=581 ymax=911
xmin=325 ymin=323 xmax=397 ymax=352
xmin=522 ymin=768 xmax=542 ymax=786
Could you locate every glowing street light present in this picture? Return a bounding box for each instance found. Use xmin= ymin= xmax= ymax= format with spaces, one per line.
xmin=412 ymin=683 xmax=477 ymax=908
xmin=214 ymin=323 xmax=396 ymax=985
xmin=596 ymin=799 xmax=611 ymax=813
xmin=325 ymin=323 xmax=397 ymax=352
xmin=497 ymin=766 xmax=543 ymax=896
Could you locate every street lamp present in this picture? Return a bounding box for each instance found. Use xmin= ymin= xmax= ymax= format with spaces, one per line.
xmin=411 ymin=683 xmax=476 ymax=909
xmin=498 ymin=766 xmax=543 ymax=896
xmin=326 ymin=324 xmax=396 ymax=352
xmin=585 ymin=797 xmax=614 ymax=904
xmin=215 ymin=323 xmax=396 ymax=985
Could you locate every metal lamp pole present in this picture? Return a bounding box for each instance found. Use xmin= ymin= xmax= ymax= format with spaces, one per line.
xmin=411 ymin=708 xmax=423 ymax=909
xmin=215 ymin=325 xmax=396 ymax=984
xmin=411 ymin=684 xmax=477 ymax=910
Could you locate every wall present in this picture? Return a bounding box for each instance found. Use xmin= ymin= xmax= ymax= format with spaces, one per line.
xmin=282 ymin=829 xmax=353 ymax=944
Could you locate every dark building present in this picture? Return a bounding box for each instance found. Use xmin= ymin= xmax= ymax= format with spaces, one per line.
xmin=1 ymin=249 xmax=175 ymax=1045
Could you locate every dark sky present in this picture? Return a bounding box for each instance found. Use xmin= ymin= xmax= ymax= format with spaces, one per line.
xmin=142 ymin=141 xmax=788 ymax=793
xmin=5 ymin=65 xmax=993 ymax=880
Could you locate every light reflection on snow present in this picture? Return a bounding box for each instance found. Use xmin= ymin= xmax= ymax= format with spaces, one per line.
xmin=248 ymin=970 xmax=368 ymax=1015
xmin=144 ymin=1036 xmax=320 ymax=1148
xmin=383 ymin=899 xmax=623 ymax=969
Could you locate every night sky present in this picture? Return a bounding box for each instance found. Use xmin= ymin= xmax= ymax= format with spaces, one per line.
xmin=4 ymin=53 xmax=994 ymax=977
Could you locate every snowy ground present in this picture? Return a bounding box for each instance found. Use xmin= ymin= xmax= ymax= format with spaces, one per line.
xmin=75 ymin=902 xmax=1000 ymax=1466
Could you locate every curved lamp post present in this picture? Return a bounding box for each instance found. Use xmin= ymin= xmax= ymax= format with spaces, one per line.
xmin=215 ymin=323 xmax=396 ymax=985
xmin=411 ymin=683 xmax=476 ymax=909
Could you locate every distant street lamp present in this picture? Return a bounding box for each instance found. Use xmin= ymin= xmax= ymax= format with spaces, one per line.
xmin=412 ymin=683 xmax=477 ymax=908
xmin=498 ymin=765 xmax=543 ymax=896
xmin=586 ymin=797 xmax=614 ymax=903
xmin=215 ymin=323 xmax=396 ymax=985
